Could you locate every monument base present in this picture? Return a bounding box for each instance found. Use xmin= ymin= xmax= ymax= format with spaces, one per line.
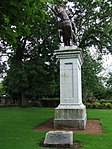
xmin=54 ymin=104 xmax=87 ymax=129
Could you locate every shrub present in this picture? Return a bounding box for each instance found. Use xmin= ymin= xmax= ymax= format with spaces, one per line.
xmin=108 ymin=100 xmax=112 ymax=104
xmin=101 ymin=103 xmax=105 ymax=108
xmin=99 ymin=100 xmax=106 ymax=104
xmin=85 ymin=102 xmax=92 ymax=108
xmin=84 ymin=99 xmax=112 ymax=109
xmin=83 ymin=100 xmax=87 ymax=105
xmin=92 ymin=102 xmax=101 ymax=108
xmin=104 ymin=103 xmax=112 ymax=109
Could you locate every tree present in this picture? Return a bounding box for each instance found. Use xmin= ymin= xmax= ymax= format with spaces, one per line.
xmin=49 ymin=0 xmax=112 ymax=100
xmin=1 ymin=0 xmax=112 ymax=106
xmin=64 ymin=0 xmax=112 ymax=99
xmin=67 ymin=0 xmax=112 ymax=54
xmin=82 ymin=50 xmax=106 ymax=99
xmin=0 ymin=0 xmax=47 ymax=47
xmin=107 ymin=73 xmax=112 ymax=89
xmin=1 ymin=0 xmax=60 ymax=106
xmin=0 ymin=82 xmax=5 ymax=96
xmin=105 ymin=73 xmax=112 ymax=99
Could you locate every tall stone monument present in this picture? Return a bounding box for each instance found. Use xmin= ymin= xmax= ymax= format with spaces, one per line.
xmin=54 ymin=46 xmax=87 ymax=129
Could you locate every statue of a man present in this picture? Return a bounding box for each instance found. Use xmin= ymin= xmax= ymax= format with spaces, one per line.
xmin=55 ymin=5 xmax=76 ymax=46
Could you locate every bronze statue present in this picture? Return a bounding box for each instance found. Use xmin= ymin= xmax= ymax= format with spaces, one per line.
xmin=55 ymin=5 xmax=76 ymax=46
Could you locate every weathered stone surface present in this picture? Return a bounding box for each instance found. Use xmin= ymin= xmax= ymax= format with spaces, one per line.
xmin=55 ymin=104 xmax=86 ymax=119
xmin=54 ymin=104 xmax=86 ymax=129
xmin=54 ymin=119 xmax=86 ymax=130
xmin=44 ymin=131 xmax=73 ymax=146
xmin=55 ymin=47 xmax=83 ymax=106
xmin=54 ymin=47 xmax=87 ymax=129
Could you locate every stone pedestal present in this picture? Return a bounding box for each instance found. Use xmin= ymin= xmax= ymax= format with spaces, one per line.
xmin=54 ymin=46 xmax=87 ymax=129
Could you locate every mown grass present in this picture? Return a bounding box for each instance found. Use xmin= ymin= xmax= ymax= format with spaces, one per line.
xmin=75 ymin=109 xmax=112 ymax=149
xmin=0 ymin=108 xmax=112 ymax=149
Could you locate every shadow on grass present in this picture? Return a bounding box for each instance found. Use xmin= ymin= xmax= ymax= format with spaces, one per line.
xmin=39 ymin=139 xmax=82 ymax=149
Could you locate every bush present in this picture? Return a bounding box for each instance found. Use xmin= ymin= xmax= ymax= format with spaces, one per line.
xmin=99 ymin=100 xmax=108 ymax=104
xmin=85 ymin=102 xmax=92 ymax=108
xmin=104 ymin=103 xmax=112 ymax=109
xmin=84 ymin=99 xmax=112 ymax=109
xmin=108 ymin=100 xmax=112 ymax=104
xmin=99 ymin=100 xmax=112 ymax=104
xmin=92 ymin=102 xmax=101 ymax=108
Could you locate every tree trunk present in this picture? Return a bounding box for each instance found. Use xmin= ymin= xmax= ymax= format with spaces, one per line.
xmin=21 ymin=93 xmax=29 ymax=107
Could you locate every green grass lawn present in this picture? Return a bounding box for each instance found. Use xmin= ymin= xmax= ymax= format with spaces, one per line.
xmin=0 ymin=108 xmax=112 ymax=149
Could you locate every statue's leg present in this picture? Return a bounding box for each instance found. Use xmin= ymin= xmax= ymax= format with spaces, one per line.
xmin=68 ymin=39 xmax=70 ymax=46
xmin=63 ymin=35 xmax=67 ymax=46
xmin=64 ymin=41 xmax=68 ymax=46
xmin=58 ymin=29 xmax=63 ymax=42
xmin=62 ymin=26 xmax=72 ymax=46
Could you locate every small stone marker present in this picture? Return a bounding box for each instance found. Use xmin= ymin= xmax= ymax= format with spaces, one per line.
xmin=44 ymin=131 xmax=73 ymax=147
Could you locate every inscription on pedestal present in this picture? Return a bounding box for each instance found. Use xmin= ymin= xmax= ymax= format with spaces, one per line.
xmin=64 ymin=63 xmax=73 ymax=99
xmin=44 ymin=131 xmax=73 ymax=146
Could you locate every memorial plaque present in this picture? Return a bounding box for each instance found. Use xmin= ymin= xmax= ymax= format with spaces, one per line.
xmin=44 ymin=131 xmax=73 ymax=146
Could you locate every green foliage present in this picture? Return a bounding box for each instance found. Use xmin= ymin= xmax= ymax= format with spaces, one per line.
xmin=105 ymin=89 xmax=112 ymax=99
xmin=0 ymin=0 xmax=47 ymax=47
xmin=0 ymin=82 xmax=5 ymax=96
xmin=82 ymin=50 xmax=106 ymax=99
xmin=1 ymin=0 xmax=112 ymax=104
xmin=92 ymin=102 xmax=101 ymax=108
xmin=69 ymin=0 xmax=112 ymax=53
xmin=99 ymin=99 xmax=112 ymax=104
xmin=103 ymin=73 xmax=112 ymax=99
xmin=104 ymin=103 xmax=112 ymax=108
xmin=107 ymin=73 xmax=112 ymax=89
xmin=3 ymin=59 xmax=59 ymax=100
xmin=1 ymin=0 xmax=60 ymax=105
xmin=85 ymin=102 xmax=93 ymax=108
xmin=85 ymin=99 xmax=112 ymax=109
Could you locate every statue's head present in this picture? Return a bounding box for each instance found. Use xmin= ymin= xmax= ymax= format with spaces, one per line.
xmin=55 ymin=5 xmax=69 ymax=21
xmin=55 ymin=5 xmax=65 ymax=14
